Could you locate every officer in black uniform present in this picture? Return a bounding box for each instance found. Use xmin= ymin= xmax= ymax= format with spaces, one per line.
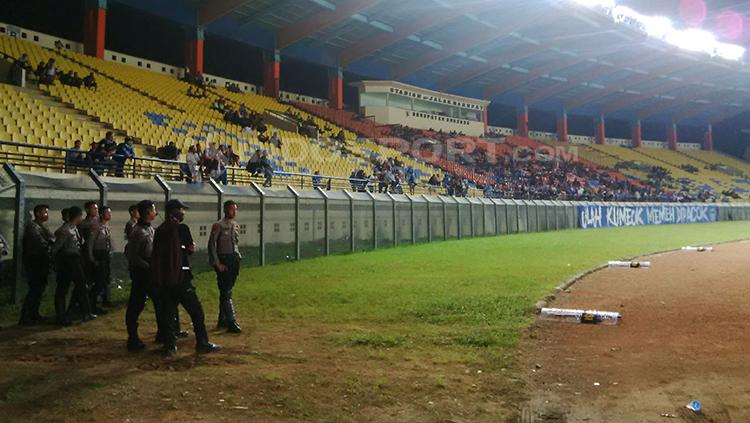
xmin=87 ymin=205 xmax=112 ymax=315
xmin=124 ymin=200 xmax=159 ymax=351
xmin=153 ymin=199 xmax=221 ymax=356
xmin=52 ymin=206 xmax=95 ymax=325
xmin=19 ymin=204 xmax=55 ymax=325
xmin=208 ymin=200 xmax=242 ymax=333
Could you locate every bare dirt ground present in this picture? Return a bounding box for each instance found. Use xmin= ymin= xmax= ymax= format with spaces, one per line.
xmin=523 ymin=240 xmax=750 ymax=422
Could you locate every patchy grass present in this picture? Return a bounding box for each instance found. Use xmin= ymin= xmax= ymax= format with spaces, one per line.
xmin=0 ymin=221 xmax=749 ymax=421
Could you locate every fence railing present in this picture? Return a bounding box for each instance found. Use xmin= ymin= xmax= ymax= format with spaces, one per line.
xmin=0 ymin=139 xmax=478 ymax=196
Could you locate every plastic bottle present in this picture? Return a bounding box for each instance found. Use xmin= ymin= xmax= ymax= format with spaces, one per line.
xmin=539 ymin=307 xmax=621 ymax=325
xmin=608 ymin=260 xmax=650 ymax=268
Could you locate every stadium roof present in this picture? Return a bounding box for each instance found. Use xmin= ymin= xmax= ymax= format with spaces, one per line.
xmin=115 ymin=0 xmax=750 ymax=126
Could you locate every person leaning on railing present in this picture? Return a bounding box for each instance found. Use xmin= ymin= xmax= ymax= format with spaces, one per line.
xmin=64 ymin=140 xmax=88 ymax=172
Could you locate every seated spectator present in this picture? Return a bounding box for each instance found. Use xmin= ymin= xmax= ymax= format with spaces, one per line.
xmin=60 ymin=70 xmax=82 ymax=88
xmin=157 ymin=141 xmax=179 ymax=161
xmin=211 ymin=98 xmax=226 ymax=112
xmin=270 ymin=132 xmax=283 ymax=149
xmin=38 ymin=58 xmax=57 ymax=86
xmin=245 ymin=149 xmax=263 ymax=175
xmin=82 ymin=72 xmax=97 ymax=91
xmin=65 ymin=140 xmax=88 ymax=171
xmin=312 ymin=171 xmax=322 ymax=189
xmin=95 ymin=139 xmax=117 ymax=175
xmin=87 ymin=142 xmax=101 ymax=170
xmin=99 ymin=132 xmax=117 ymax=156
xmin=114 ymin=136 xmax=136 ymax=177
xmin=6 ymin=53 xmax=31 ymax=85
xmin=406 ymin=167 xmax=417 ymax=195
xmin=184 ymin=145 xmax=200 ymax=183
xmin=54 ymin=40 xmax=64 ymax=50
xmin=226 ymin=145 xmax=240 ymax=167
xmin=260 ymin=151 xmax=274 ymax=187
xmin=182 ymin=66 xmax=192 ymax=83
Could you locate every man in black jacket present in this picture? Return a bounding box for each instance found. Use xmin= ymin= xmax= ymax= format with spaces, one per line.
xmin=153 ymin=199 xmax=220 ymax=356
xmin=19 ymin=204 xmax=55 ymax=325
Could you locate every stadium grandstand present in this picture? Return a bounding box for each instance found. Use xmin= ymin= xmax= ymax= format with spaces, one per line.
xmin=4 ymin=0 xmax=750 ymax=420
xmin=1 ymin=0 xmax=750 ymax=201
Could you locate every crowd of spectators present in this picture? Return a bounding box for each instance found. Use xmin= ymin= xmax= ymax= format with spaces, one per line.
xmin=64 ymin=132 xmax=135 ymax=176
xmin=6 ymin=54 xmax=96 ymax=91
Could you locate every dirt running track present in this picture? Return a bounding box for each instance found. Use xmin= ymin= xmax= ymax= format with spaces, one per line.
xmin=523 ymin=240 xmax=750 ymax=422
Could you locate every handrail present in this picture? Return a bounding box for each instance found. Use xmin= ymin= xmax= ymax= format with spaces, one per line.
xmin=0 ymin=139 xmax=475 ymax=196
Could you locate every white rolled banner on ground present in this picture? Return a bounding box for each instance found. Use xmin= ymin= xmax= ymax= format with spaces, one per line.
xmin=608 ymin=260 xmax=651 ymax=268
xmin=681 ymin=246 xmax=714 ymax=252
xmin=539 ymin=308 xmax=621 ymax=325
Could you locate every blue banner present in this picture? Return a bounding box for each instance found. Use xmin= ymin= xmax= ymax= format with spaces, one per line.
xmin=577 ymin=204 xmax=718 ymax=229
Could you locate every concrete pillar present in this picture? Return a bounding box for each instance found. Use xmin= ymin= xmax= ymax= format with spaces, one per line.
xmin=185 ymin=26 xmax=205 ymax=76
xmin=703 ymin=123 xmax=713 ymax=151
xmin=516 ymin=105 xmax=529 ymax=138
xmin=594 ymin=114 xmax=605 ymax=145
xmin=83 ymin=0 xmax=107 ymax=59
xmin=327 ymin=67 xmax=343 ymax=110
xmin=263 ymin=49 xmax=281 ymax=98
xmin=667 ymin=121 xmax=678 ymax=151
xmin=631 ymin=120 xmax=642 ymax=148
xmin=557 ymin=110 xmax=568 ymax=143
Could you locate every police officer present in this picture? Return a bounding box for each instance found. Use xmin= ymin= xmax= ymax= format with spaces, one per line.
xmin=153 ymin=199 xmax=220 ymax=355
xmin=52 ymin=206 xmax=95 ymax=325
xmin=208 ymin=200 xmax=242 ymax=333
xmin=124 ymin=204 xmax=139 ymax=242
xmin=19 ymin=204 xmax=55 ymax=325
xmin=124 ymin=200 xmax=159 ymax=351
xmin=88 ymin=205 xmax=112 ymax=315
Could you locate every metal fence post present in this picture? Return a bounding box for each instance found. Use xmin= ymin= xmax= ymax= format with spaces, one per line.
xmin=287 ymin=185 xmax=301 ymax=261
xmin=456 ymin=197 xmax=462 ymax=240
xmin=343 ymin=190 xmax=355 ymax=252
xmin=249 ymin=182 xmax=266 ymax=266
xmin=386 ymin=193 xmax=397 ymax=247
xmin=366 ymin=191 xmax=377 ymax=249
xmin=423 ymin=195 xmax=432 ymax=243
xmin=88 ymin=168 xmax=108 ymax=207
xmin=154 ymin=175 xmax=172 ymax=205
xmin=439 ymin=196 xmax=448 ymax=241
xmin=316 ymin=187 xmax=330 ymax=256
xmin=469 ymin=200 xmax=475 ymax=238
xmin=406 ymin=194 xmax=415 ymax=244
xmin=4 ymin=163 xmax=25 ymax=304
xmin=208 ymin=178 xmax=224 ymax=221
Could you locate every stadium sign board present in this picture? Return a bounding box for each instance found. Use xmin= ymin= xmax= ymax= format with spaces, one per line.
xmin=577 ymin=204 xmax=718 ymax=228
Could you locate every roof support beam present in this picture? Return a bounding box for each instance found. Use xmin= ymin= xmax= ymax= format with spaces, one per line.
xmin=636 ymin=86 xmax=721 ymax=120
xmin=482 ymin=42 xmax=633 ymax=98
xmin=277 ymin=0 xmax=385 ymax=49
xmin=601 ymin=66 xmax=720 ymax=115
xmin=674 ymin=90 xmax=750 ymax=123
xmin=563 ymin=61 xmax=692 ymax=112
xmin=524 ymin=51 xmax=658 ymax=105
xmin=437 ymin=43 xmax=550 ymax=91
xmin=199 ymin=0 xmax=248 ymax=25
xmin=338 ymin=1 xmax=496 ymax=66
xmin=392 ymin=9 xmax=553 ymax=79
xmin=483 ymin=56 xmax=582 ymax=98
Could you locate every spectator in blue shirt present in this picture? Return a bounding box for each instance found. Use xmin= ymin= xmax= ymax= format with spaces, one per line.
xmin=114 ymin=136 xmax=136 ymax=177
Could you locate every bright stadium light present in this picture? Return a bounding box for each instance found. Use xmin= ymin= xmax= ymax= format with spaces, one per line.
xmin=571 ymin=0 xmax=745 ymax=61
xmin=666 ymin=28 xmax=716 ymax=53
xmin=571 ymin=0 xmax=615 ymax=9
xmin=641 ymin=16 xmax=673 ymax=39
xmin=716 ymin=43 xmax=746 ymax=61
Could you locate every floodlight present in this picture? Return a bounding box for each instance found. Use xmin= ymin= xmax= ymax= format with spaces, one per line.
xmin=571 ymin=0 xmax=615 ymax=9
xmin=716 ymin=43 xmax=745 ymax=61
xmin=641 ymin=16 xmax=673 ymax=39
xmin=666 ymin=28 xmax=716 ymax=53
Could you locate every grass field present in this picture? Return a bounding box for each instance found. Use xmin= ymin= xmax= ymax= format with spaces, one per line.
xmin=1 ymin=221 xmax=749 ymax=421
